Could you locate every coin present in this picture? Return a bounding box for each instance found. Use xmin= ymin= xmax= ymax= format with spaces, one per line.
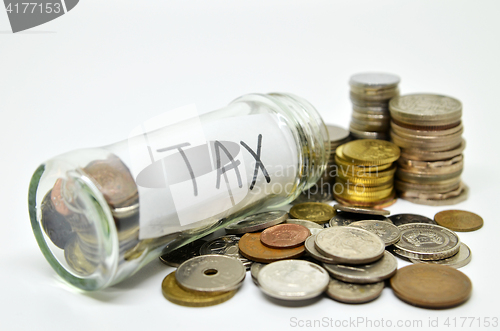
xmin=390 ymin=264 xmax=472 ymax=308
xmin=250 ymin=262 xmax=265 ymax=285
xmin=333 ymin=192 xmax=398 ymax=209
xmin=326 ymin=278 xmax=384 ymax=304
xmin=224 ymin=210 xmax=288 ymax=234
xmin=348 ymin=220 xmax=401 ymax=246
xmin=349 ymin=72 xmax=400 ymax=89
xmin=334 ymin=204 xmax=389 ymax=216
xmin=50 ymin=178 xmax=71 ymax=216
xmin=389 ymin=94 xmax=462 ymax=127
xmin=64 ymin=236 xmax=97 ymax=276
xmin=434 ymin=210 xmax=483 ymax=232
xmin=326 ymin=124 xmax=351 ymax=143
xmin=402 ymin=184 xmax=469 ymax=206
xmin=388 ymin=214 xmax=436 ymax=226
xmin=410 ymin=242 xmax=471 ymax=269
xmin=162 ymin=271 xmax=237 ymax=307
xmin=342 ymin=139 xmax=400 ymax=165
xmin=238 ymin=232 xmax=305 ymax=263
xmin=286 ymin=219 xmax=324 ymax=231
xmin=41 ymin=189 xmax=75 ymax=249
xmin=400 ymin=139 xmax=466 ymax=162
xmin=304 ymin=235 xmax=340 ymax=264
xmin=159 ymin=239 xmax=206 ymax=268
xmin=199 ymin=235 xmax=252 ymax=269
xmin=257 ymin=260 xmax=330 ymax=300
xmin=83 ymin=156 xmax=138 ymax=208
xmin=329 ymin=211 xmax=392 ymax=227
xmin=315 ymin=227 xmax=385 ymax=264
xmin=323 ymin=251 xmax=398 ymax=283
xmin=393 ymin=223 xmax=460 ymax=260
xmin=260 ymin=224 xmax=310 ymax=248
xmin=175 ymin=255 xmax=246 ymax=292
xmin=289 ymin=202 xmax=335 ymax=224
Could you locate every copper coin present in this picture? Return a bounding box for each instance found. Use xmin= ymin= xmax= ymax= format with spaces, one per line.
xmin=83 ymin=155 xmax=138 ymax=207
xmin=260 ymin=224 xmax=310 ymax=248
xmin=51 ymin=178 xmax=70 ymax=216
xmin=390 ymin=264 xmax=472 ymax=309
xmin=238 ymin=232 xmax=305 ymax=263
xmin=434 ymin=210 xmax=483 ymax=232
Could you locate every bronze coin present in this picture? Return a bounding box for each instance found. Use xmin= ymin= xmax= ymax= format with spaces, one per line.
xmin=434 ymin=210 xmax=483 ymax=232
xmin=390 ymin=264 xmax=472 ymax=309
xmin=238 ymin=232 xmax=305 ymax=263
xmin=260 ymin=224 xmax=310 ymax=248
xmin=41 ymin=189 xmax=74 ymax=249
xmin=83 ymin=155 xmax=138 ymax=207
xmin=50 ymin=178 xmax=70 ymax=216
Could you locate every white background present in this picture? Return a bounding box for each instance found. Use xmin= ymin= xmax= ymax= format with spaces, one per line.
xmin=1 ymin=1 xmax=499 ymax=330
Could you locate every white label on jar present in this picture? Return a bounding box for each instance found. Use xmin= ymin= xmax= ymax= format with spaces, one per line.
xmin=128 ymin=107 xmax=297 ymax=239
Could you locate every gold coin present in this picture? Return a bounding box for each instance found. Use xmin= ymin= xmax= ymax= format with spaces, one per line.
xmin=335 ymin=154 xmax=393 ymax=173
xmin=334 ymin=192 xmax=397 ymax=209
xmin=342 ymin=139 xmax=400 ymax=165
xmin=335 ymin=188 xmax=394 ymax=202
xmin=434 ymin=210 xmax=483 ymax=232
xmin=289 ymin=202 xmax=335 ymax=224
xmin=337 ymin=164 xmax=396 ymax=179
xmin=162 ymin=271 xmax=237 ymax=307
xmin=335 ymin=178 xmax=393 ymax=192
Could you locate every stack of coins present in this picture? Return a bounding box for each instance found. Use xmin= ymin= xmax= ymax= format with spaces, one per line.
xmin=294 ymin=125 xmax=350 ymax=203
xmin=348 ymin=73 xmax=400 ymax=140
xmin=389 ymin=94 xmax=467 ymax=205
xmin=333 ymin=139 xmax=400 ymax=208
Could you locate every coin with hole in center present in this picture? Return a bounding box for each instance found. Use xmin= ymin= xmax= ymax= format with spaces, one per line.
xmin=260 ymin=224 xmax=310 ymax=248
xmin=175 ymin=255 xmax=245 ymax=292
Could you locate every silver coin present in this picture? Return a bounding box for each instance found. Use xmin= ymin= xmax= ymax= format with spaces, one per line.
xmin=250 ymin=262 xmax=265 ymax=285
xmin=323 ymin=251 xmax=397 ymax=284
xmin=349 ymin=72 xmax=400 ymax=88
xmin=159 ymin=239 xmax=206 ymax=267
xmin=286 ymin=219 xmax=324 ymax=230
xmin=349 ymin=126 xmax=390 ymax=140
xmin=315 ymin=227 xmax=385 ymax=264
xmin=326 ymin=124 xmax=351 ymax=143
xmin=199 ymin=235 xmax=252 ymax=270
xmin=305 ymin=235 xmax=340 ymax=264
xmin=329 ymin=211 xmax=392 ymax=227
xmin=410 ymin=242 xmax=471 ymax=269
xmin=393 ymin=223 xmax=460 ymax=260
xmin=175 ymin=255 xmax=246 ymax=292
xmin=257 ymin=260 xmax=329 ymax=300
xmin=334 ymin=204 xmax=390 ymax=216
xmin=326 ymin=278 xmax=384 ymax=304
xmin=400 ymin=139 xmax=466 ymax=162
xmin=348 ymin=220 xmax=401 ymax=246
xmin=401 ymin=184 xmax=469 ymax=206
xmin=388 ymin=213 xmax=436 ymax=227
xmin=225 ymin=210 xmax=287 ymax=234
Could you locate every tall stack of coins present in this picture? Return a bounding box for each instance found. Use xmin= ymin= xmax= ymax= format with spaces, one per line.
xmin=348 ymin=73 xmax=400 ymax=140
xmin=333 ymin=139 xmax=400 ymax=208
xmin=294 ymin=125 xmax=350 ymax=203
xmin=389 ymin=94 xmax=467 ymax=205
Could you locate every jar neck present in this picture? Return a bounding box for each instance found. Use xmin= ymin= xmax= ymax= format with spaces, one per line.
xmin=235 ymin=93 xmax=330 ymax=202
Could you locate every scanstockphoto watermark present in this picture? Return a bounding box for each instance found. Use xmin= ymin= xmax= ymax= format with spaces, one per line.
xmin=289 ymin=316 xmax=499 ymax=328
xmin=3 ymin=0 xmax=80 ymax=33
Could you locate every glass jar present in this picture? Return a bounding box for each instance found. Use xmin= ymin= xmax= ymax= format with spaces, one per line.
xmin=28 ymin=93 xmax=329 ymax=291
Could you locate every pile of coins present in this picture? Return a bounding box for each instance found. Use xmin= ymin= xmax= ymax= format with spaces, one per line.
xmin=294 ymin=125 xmax=350 ymax=203
xmin=333 ymin=139 xmax=400 ymax=208
xmin=159 ymin=204 xmax=481 ymax=308
xmin=41 ymin=155 xmax=140 ymax=276
xmin=389 ymin=94 xmax=467 ymax=205
xmin=348 ymin=72 xmax=400 ymax=140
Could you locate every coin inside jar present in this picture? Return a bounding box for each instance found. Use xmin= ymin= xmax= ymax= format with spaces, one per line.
xmin=175 ymin=255 xmax=246 ymax=292
xmin=260 ymin=224 xmax=310 ymax=248
xmin=224 ymin=210 xmax=288 ymax=234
